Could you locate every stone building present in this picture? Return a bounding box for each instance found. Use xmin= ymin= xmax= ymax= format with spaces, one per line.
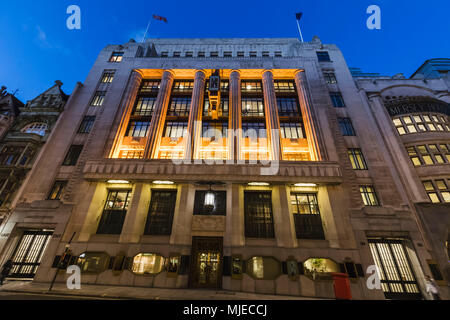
xmin=0 ymin=82 xmax=68 ymax=223
xmin=0 ymin=37 xmax=448 ymax=300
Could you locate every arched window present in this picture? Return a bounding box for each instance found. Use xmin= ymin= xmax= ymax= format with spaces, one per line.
xmin=21 ymin=122 xmax=48 ymax=136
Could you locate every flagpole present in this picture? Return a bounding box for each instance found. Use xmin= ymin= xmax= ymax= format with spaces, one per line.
xmin=142 ymin=17 xmax=153 ymax=43
xmin=296 ymin=18 xmax=304 ymax=43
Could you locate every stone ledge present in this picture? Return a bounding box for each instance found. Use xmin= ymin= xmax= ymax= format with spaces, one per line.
xmin=82 ymin=159 xmax=343 ymax=183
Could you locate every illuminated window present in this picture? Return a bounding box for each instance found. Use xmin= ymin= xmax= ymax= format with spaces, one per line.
xmin=172 ymin=81 xmax=194 ymax=93
xmin=164 ymin=122 xmax=187 ymax=138
xmin=97 ymin=190 xmax=132 ymax=234
xmin=392 ymin=113 xmax=450 ymax=135
xmin=21 ymin=122 xmax=48 ymax=136
xmin=47 ymin=180 xmax=67 ymax=200
xmin=168 ymin=97 xmax=191 ymax=116
xmin=360 ymin=185 xmax=380 ymax=206
xmin=246 ymin=257 xmax=281 ymax=280
xmin=77 ymin=252 xmax=109 ymax=273
xmin=140 ymin=80 xmax=160 ymax=93
xmin=109 ymin=52 xmax=123 ymax=62
xmin=78 ymin=116 xmax=95 ymax=133
xmin=101 ymin=71 xmax=115 ymax=83
xmin=280 ymin=123 xmax=305 ymax=139
xmin=144 ymin=190 xmax=177 ymax=235
xmin=304 ymin=258 xmax=339 ymax=280
xmin=348 ymin=148 xmax=368 ymax=170
xmin=323 ymin=71 xmax=337 ymax=84
xmin=126 ymin=121 xmax=150 ymax=137
xmin=338 ymin=118 xmax=356 ymax=136
xmin=407 ymin=147 xmax=422 ymax=166
xmin=291 ymin=193 xmax=324 ymax=239
xmin=423 ymin=180 xmax=450 ymax=203
xmin=131 ymin=253 xmax=165 ymax=275
xmin=91 ymin=91 xmax=106 ymax=106
xmin=242 ymin=98 xmax=264 ymax=117
xmin=244 ymin=192 xmax=274 ymax=238
xmin=277 ymin=97 xmax=299 ymax=116
xmin=134 ymin=97 xmax=157 ymax=116
xmin=241 ymin=80 xmax=263 ymax=93
xmin=273 ymin=80 xmax=296 ymax=93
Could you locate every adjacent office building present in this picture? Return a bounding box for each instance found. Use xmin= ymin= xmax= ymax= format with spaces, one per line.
xmin=0 ymin=37 xmax=448 ymax=300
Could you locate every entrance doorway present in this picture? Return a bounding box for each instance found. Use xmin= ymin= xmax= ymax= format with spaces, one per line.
xmin=368 ymin=238 xmax=422 ymax=300
xmin=189 ymin=237 xmax=223 ymax=289
xmin=8 ymin=230 xmax=53 ymax=278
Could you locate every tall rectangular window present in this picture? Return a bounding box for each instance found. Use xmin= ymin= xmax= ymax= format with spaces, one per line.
xmin=273 ymin=81 xmax=296 ymax=93
xmin=62 ymin=145 xmax=83 ymax=166
xmin=291 ymin=193 xmax=325 ymax=239
xmin=323 ymin=71 xmax=337 ymax=84
xmin=244 ymin=191 xmax=274 ymax=238
xmin=144 ymin=190 xmax=177 ymax=235
xmin=97 ymin=190 xmax=132 ymax=234
xmin=316 ymin=51 xmax=331 ymax=62
xmin=280 ymin=123 xmax=305 ymax=139
xmin=91 ymin=91 xmax=106 ymax=106
xmin=47 ymin=180 xmax=67 ymax=200
xmin=338 ymin=118 xmax=356 ymax=136
xmin=101 ymin=71 xmax=115 ymax=83
xmin=109 ymin=52 xmax=124 ymax=62
xmin=78 ymin=116 xmax=95 ymax=133
xmin=360 ymin=186 xmax=380 ymax=206
xmin=330 ymin=92 xmax=345 ymax=107
xmin=348 ymin=148 xmax=368 ymax=170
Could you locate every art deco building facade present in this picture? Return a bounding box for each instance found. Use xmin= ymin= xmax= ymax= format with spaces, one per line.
xmin=0 ymin=37 xmax=448 ymax=300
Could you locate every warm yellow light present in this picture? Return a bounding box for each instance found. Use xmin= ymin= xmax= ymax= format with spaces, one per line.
xmin=152 ymin=180 xmax=174 ymax=185
xmin=248 ymin=182 xmax=270 ymax=186
xmin=294 ymin=183 xmax=317 ymax=187
xmin=107 ymin=180 xmax=130 ymax=184
xmin=246 ymin=85 xmax=252 ymax=90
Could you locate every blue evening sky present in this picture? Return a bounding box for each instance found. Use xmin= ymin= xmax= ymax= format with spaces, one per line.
xmin=1 ymin=0 xmax=448 ymax=102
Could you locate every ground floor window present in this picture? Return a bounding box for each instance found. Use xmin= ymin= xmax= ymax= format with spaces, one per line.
xmin=244 ymin=191 xmax=274 ymax=238
xmin=97 ymin=190 xmax=132 ymax=234
xmin=290 ymin=193 xmax=325 ymax=239
xmin=144 ymin=190 xmax=177 ymax=235
xmin=368 ymin=238 xmax=422 ymax=300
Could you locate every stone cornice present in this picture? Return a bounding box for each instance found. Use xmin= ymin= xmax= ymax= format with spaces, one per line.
xmin=82 ymin=159 xmax=343 ymax=183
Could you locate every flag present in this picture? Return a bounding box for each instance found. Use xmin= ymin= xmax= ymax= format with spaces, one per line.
xmin=153 ymin=14 xmax=168 ymax=23
xmin=295 ymin=12 xmax=303 ymax=20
